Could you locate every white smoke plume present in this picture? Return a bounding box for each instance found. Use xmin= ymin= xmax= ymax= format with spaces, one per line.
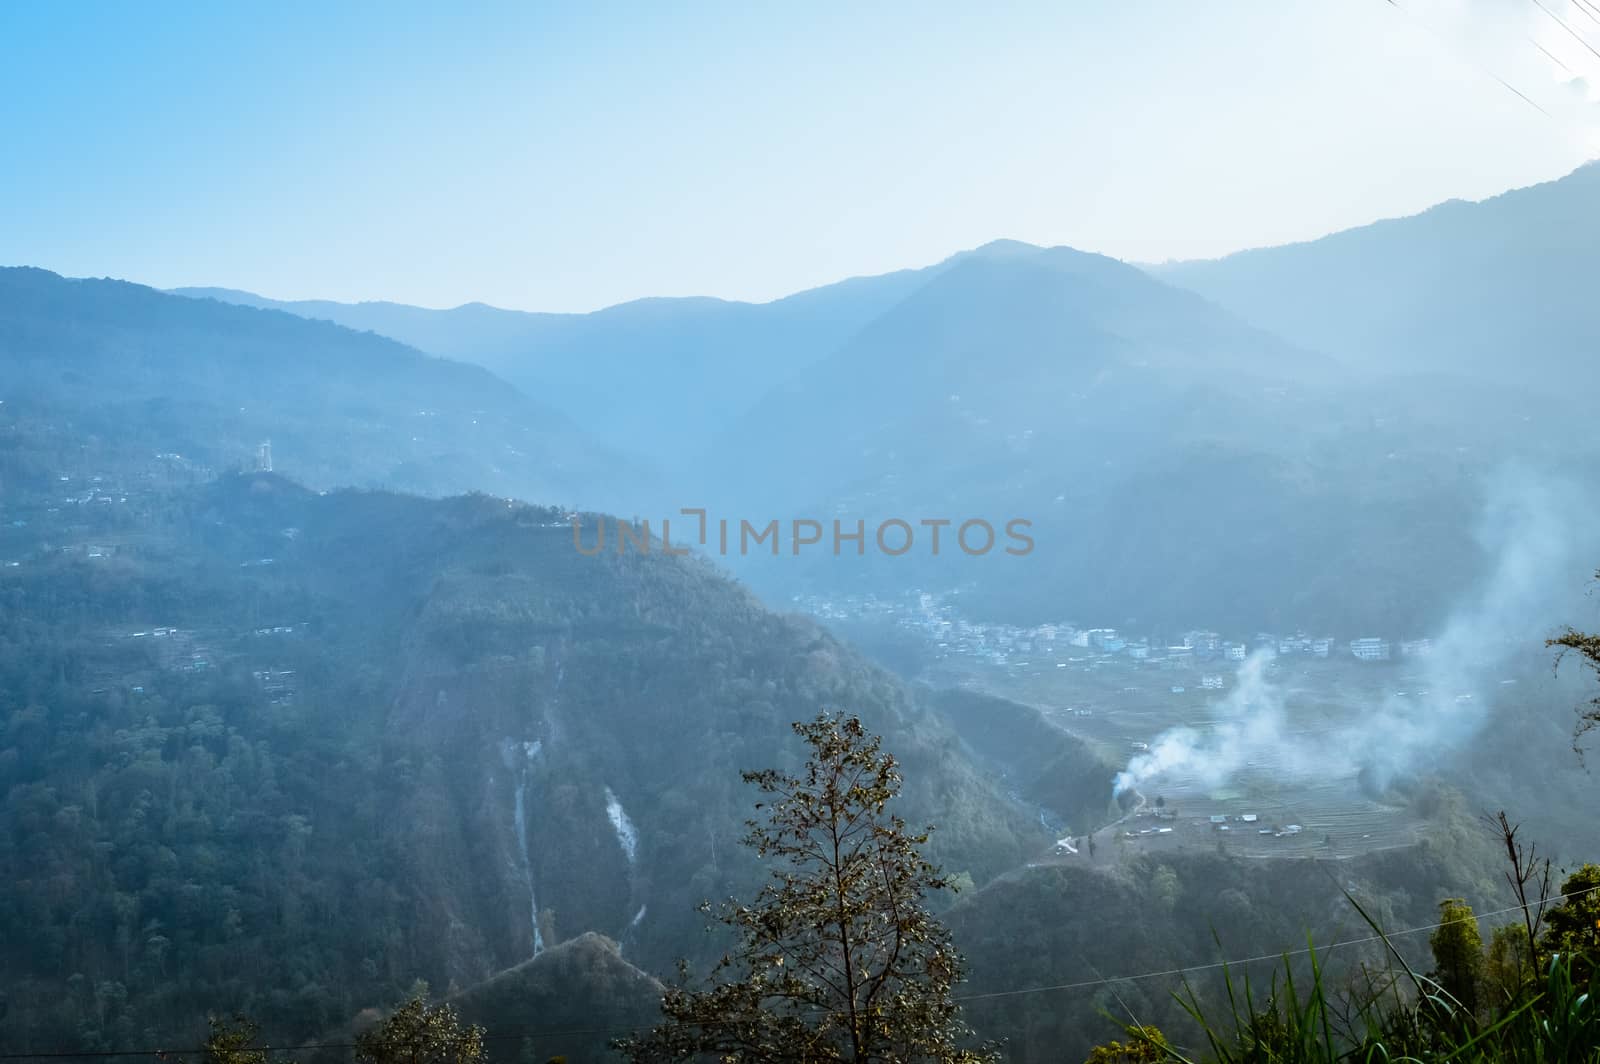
xmin=1112 ymin=472 xmax=1593 ymax=799
xmin=1112 ymin=652 xmax=1320 ymax=797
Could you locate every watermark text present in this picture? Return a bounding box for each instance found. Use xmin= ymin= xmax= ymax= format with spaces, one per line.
xmin=572 ymin=510 xmax=1034 ymax=558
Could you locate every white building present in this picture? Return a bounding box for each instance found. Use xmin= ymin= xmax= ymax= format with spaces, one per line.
xmin=1350 ymin=637 xmax=1391 ymax=662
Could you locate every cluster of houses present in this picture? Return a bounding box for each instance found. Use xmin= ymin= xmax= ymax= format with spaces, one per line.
xmin=794 ymin=591 xmax=1436 ymax=674
xmin=112 ymin=621 xmax=305 ymax=702
xmin=1100 ymin=810 xmax=1309 ymax=847
xmin=1046 ymin=810 xmax=1313 ymax=853
xmin=123 ymin=627 xmax=214 ymax=673
xmin=1203 ymin=813 xmax=1305 ymax=838
xmin=1350 ymin=637 xmax=1433 ymax=662
xmin=0 ymin=454 xmax=218 ymax=570
xmin=252 ymin=668 xmax=297 ymax=706
xmin=5 ymin=454 xmax=314 ymax=711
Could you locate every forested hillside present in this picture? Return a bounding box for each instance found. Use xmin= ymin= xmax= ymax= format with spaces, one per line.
xmin=0 ymin=268 xmax=639 ymax=509
xmin=0 ymin=469 xmax=1587 ymax=1058
xmin=950 ymin=789 xmax=1506 ymax=1063
xmin=0 ymin=472 xmax=1042 ymax=1049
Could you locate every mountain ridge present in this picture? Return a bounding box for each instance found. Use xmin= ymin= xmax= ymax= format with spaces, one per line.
xmin=1 ymin=266 xmax=644 ymax=509
xmin=1152 ymin=161 xmax=1600 ymax=387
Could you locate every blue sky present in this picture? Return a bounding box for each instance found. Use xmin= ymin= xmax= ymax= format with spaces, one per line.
xmin=3 ymin=1 xmax=1598 ymax=311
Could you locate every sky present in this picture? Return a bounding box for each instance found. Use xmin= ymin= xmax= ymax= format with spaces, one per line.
xmin=3 ymin=1 xmax=1599 ymax=312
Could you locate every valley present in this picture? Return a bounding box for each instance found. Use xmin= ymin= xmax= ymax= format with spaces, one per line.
xmin=807 ymin=587 xmax=1587 ymax=870
xmin=5 ymin=63 xmax=1600 ymax=1059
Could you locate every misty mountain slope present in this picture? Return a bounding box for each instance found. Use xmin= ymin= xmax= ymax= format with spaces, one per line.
xmin=1154 ymin=161 xmax=1600 ymax=388
xmin=704 ymin=246 xmax=1457 ymax=630
xmin=0 ymin=472 xmax=1045 ymax=1047
xmin=1 ymin=267 xmax=639 ymax=508
xmin=698 ymin=241 xmax=1600 ymax=632
xmin=169 ymin=288 xmax=562 ymax=363
xmin=709 ymin=244 xmax=1336 ymax=510
xmin=174 ymin=257 xmax=950 ymax=463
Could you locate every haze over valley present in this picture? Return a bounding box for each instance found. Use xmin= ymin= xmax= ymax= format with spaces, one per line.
xmin=6 ymin=8 xmax=1600 ymax=1061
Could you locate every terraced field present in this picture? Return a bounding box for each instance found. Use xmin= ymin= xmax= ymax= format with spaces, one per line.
xmin=927 ymin=651 xmax=1547 ymax=862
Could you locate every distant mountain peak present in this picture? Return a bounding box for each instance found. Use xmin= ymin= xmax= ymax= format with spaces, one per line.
xmin=965 ymin=237 xmax=1045 ymax=257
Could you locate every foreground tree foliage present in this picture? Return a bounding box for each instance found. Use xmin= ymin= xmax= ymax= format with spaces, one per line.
xmin=1429 ymin=898 xmax=1484 ymax=1017
xmin=1071 ymin=818 xmax=1600 ymax=1064
xmin=617 ymin=712 xmax=994 ymax=1064
xmin=354 ymin=995 xmax=486 ymax=1064
xmin=1549 ymin=582 xmax=1600 ymax=756
xmin=1542 ymin=864 xmax=1600 ymax=985
xmin=180 ymin=1015 xmax=267 ymax=1064
xmin=1083 ymin=1025 xmax=1172 ymax=1064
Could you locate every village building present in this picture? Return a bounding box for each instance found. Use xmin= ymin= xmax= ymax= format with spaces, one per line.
xmin=1349 ymin=637 xmax=1391 ymax=661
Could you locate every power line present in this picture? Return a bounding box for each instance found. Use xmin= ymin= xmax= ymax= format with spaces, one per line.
xmin=0 ymin=1029 xmax=623 ymax=1062
xmin=2 ymin=883 xmax=1593 ymax=1061
xmin=1566 ymin=0 xmax=1600 ymax=29
xmin=1531 ymin=0 xmax=1600 ymax=63
xmin=1531 ymin=37 xmax=1576 ymax=73
xmin=954 ymin=881 xmax=1599 ymax=1003
xmin=1382 ymin=0 xmax=1554 ymax=118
